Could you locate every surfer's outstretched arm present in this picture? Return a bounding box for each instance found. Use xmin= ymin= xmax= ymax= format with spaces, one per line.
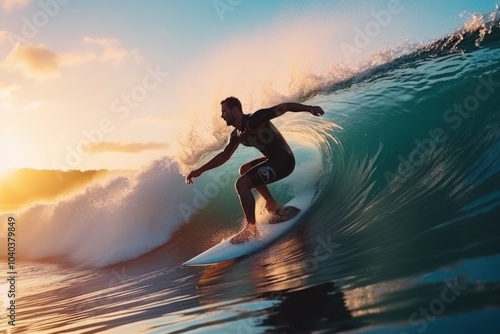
xmin=275 ymin=103 xmax=325 ymax=117
xmin=249 ymin=103 xmax=324 ymax=127
xmin=186 ymin=131 xmax=239 ymax=184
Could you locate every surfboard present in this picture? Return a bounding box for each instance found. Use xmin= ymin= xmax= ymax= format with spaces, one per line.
xmin=182 ymin=188 xmax=317 ymax=266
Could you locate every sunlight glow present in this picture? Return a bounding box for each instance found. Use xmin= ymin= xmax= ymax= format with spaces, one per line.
xmin=1 ymin=137 xmax=28 ymax=172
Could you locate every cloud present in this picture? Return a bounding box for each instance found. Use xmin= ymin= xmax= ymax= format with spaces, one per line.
xmin=1 ymin=38 xmax=141 ymax=78
xmin=0 ymin=82 xmax=20 ymax=97
xmin=0 ymin=82 xmax=21 ymax=111
xmin=84 ymin=37 xmax=142 ymax=64
xmin=2 ymin=43 xmax=60 ymax=77
xmin=58 ymin=51 xmax=98 ymax=67
xmin=89 ymin=141 xmax=168 ymax=154
xmin=1 ymin=0 xmax=30 ymax=11
xmin=0 ymin=82 xmax=44 ymax=112
xmin=21 ymin=100 xmax=44 ymax=112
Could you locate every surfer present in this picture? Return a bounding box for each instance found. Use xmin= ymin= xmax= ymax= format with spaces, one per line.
xmin=186 ymin=97 xmax=324 ymax=243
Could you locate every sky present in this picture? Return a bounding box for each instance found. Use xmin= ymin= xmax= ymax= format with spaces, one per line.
xmin=0 ymin=0 xmax=498 ymax=171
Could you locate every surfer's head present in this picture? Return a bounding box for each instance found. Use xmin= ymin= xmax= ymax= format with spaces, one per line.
xmin=221 ymin=96 xmax=242 ymax=112
xmin=220 ymin=96 xmax=242 ymax=127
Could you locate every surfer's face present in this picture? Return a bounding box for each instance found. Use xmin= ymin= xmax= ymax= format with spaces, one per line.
xmin=221 ymin=103 xmax=237 ymax=127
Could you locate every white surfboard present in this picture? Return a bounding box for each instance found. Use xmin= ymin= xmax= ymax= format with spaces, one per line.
xmin=182 ymin=188 xmax=317 ymax=266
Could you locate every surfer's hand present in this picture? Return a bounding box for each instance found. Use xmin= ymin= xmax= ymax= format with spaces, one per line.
xmin=310 ymin=106 xmax=324 ymax=116
xmin=186 ymin=170 xmax=201 ymax=184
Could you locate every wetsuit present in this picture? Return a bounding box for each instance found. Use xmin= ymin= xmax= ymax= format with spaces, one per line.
xmin=231 ymin=108 xmax=295 ymax=186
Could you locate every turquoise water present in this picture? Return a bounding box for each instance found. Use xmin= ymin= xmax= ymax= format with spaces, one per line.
xmin=2 ymin=11 xmax=500 ymax=334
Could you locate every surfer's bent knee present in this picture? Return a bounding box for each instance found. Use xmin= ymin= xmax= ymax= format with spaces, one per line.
xmin=235 ymin=175 xmax=253 ymax=194
xmin=239 ymin=157 xmax=267 ymax=176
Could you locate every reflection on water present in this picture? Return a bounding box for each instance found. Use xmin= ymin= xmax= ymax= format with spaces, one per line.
xmin=259 ymin=282 xmax=353 ymax=333
xmin=7 ymin=228 xmax=500 ymax=333
xmin=196 ymin=226 xmax=313 ymax=301
xmin=194 ymin=227 xmax=359 ymax=333
xmin=197 ymin=256 xmax=356 ymax=333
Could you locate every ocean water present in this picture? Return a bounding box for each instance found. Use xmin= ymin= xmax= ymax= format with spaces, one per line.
xmin=1 ymin=9 xmax=500 ymax=334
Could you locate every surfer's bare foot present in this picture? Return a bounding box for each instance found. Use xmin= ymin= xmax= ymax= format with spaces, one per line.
xmin=265 ymin=201 xmax=280 ymax=213
xmin=230 ymin=223 xmax=259 ymax=244
xmin=269 ymin=206 xmax=301 ymax=224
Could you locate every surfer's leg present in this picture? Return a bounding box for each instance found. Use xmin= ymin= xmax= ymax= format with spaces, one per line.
xmin=243 ymin=155 xmax=295 ymax=214
xmin=232 ymin=174 xmax=259 ymax=243
xmin=240 ymin=159 xmax=280 ymax=212
xmin=257 ymin=185 xmax=280 ymax=212
xmin=235 ymin=174 xmax=256 ymax=225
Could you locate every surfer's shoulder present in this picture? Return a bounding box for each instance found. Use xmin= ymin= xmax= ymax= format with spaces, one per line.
xmin=248 ymin=109 xmax=273 ymax=129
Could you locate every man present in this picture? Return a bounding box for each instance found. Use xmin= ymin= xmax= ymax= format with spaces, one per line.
xmin=186 ymin=97 xmax=324 ymax=243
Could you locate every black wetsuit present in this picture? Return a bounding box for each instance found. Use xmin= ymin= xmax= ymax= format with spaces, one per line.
xmin=231 ymin=109 xmax=295 ymax=186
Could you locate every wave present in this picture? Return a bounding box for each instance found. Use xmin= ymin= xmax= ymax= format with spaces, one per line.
xmin=0 ymin=121 xmax=328 ymax=268
xmin=306 ymin=10 xmax=500 ymax=271
xmin=2 ymin=9 xmax=499 ymax=268
xmin=1 ymin=159 xmax=189 ymax=267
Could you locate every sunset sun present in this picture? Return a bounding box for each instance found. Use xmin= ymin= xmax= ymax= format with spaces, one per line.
xmin=1 ymin=138 xmax=27 ymax=172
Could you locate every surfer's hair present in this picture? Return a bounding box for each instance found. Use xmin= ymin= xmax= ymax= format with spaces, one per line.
xmin=221 ymin=96 xmax=242 ymax=112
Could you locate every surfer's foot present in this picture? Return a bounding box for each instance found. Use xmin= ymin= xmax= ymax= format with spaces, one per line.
xmin=266 ymin=202 xmax=280 ymax=213
xmin=269 ymin=206 xmax=301 ymax=224
xmin=230 ymin=223 xmax=259 ymax=244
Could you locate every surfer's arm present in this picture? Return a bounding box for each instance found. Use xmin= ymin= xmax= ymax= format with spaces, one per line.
xmin=249 ymin=103 xmax=324 ymax=127
xmin=273 ymin=103 xmax=324 ymax=117
xmin=186 ymin=131 xmax=239 ymax=184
